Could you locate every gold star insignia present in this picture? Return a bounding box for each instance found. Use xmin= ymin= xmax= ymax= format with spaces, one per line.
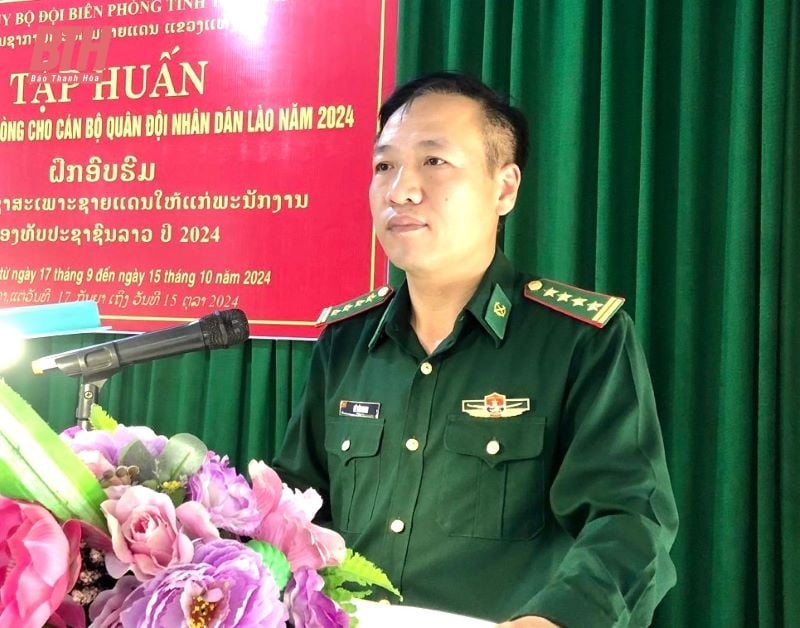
xmin=572 ymin=297 xmax=587 ymax=307
xmin=365 ymin=293 xmax=376 ymax=302
xmin=343 ymin=304 xmax=353 ymax=311
xmin=331 ymin=308 xmax=341 ymax=315
xmin=587 ymin=301 xmax=603 ymax=312
xmin=557 ymin=292 xmax=573 ymax=302
xmin=356 ymin=299 xmax=365 ymax=306
xmin=493 ymin=302 xmax=507 ymax=317
xmin=544 ymin=287 xmax=559 ymax=297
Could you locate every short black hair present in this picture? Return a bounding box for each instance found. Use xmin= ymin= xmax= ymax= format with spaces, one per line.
xmin=378 ymin=71 xmax=529 ymax=172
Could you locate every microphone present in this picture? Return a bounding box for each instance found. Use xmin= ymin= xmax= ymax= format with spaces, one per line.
xmin=31 ymin=309 xmax=249 ymax=378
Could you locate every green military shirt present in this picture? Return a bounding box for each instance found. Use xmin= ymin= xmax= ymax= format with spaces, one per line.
xmin=273 ymin=251 xmax=678 ymax=627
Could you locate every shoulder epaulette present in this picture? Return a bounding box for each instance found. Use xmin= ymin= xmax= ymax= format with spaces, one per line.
xmin=523 ymin=278 xmax=624 ymax=328
xmin=315 ymin=286 xmax=394 ymax=326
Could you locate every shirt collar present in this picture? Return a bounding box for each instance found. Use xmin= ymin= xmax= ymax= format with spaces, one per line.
xmin=368 ymin=250 xmax=518 ymax=351
xmin=462 ymin=250 xmax=516 ymax=346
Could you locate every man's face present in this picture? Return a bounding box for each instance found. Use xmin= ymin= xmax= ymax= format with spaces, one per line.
xmin=369 ymin=93 xmax=520 ymax=280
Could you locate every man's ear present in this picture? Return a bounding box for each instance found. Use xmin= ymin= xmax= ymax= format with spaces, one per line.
xmin=496 ymin=163 xmax=522 ymax=217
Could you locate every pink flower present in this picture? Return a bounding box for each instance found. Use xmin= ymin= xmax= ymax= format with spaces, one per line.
xmin=46 ymin=597 xmax=86 ymax=628
xmin=101 ymin=485 xmax=194 ymax=580
xmin=174 ymin=500 xmax=220 ymax=543
xmin=0 ymin=496 xmax=82 ymax=628
xmin=74 ymin=449 xmax=116 ymax=483
xmin=285 ymin=568 xmax=349 ymax=628
xmin=249 ymin=461 xmax=346 ymax=571
xmin=119 ymin=540 xmax=288 ymax=627
xmin=62 ymin=425 xmax=167 ymax=464
xmin=87 ymin=575 xmax=140 ymax=628
xmin=188 ymin=453 xmax=262 ymax=536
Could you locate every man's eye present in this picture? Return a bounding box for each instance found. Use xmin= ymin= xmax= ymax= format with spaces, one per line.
xmin=374 ymin=162 xmax=391 ymax=173
xmin=424 ymin=157 xmax=446 ymax=166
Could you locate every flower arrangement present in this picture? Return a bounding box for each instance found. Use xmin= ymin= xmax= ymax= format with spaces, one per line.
xmin=0 ymin=380 xmax=398 ymax=627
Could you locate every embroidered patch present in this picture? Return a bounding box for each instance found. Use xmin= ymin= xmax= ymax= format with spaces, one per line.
xmin=461 ymin=392 xmax=531 ymax=419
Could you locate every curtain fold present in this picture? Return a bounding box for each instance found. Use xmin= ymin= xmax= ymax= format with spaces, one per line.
xmin=2 ymin=1 xmax=797 ymax=625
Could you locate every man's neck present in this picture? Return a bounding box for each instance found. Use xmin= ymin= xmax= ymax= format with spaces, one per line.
xmin=406 ymin=267 xmax=487 ymax=355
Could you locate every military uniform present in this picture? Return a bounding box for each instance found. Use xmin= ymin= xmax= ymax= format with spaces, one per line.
xmin=272 ymin=251 xmax=678 ymax=627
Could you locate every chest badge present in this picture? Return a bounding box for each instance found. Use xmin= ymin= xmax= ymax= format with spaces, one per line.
xmin=461 ymin=392 xmax=531 ymax=419
xmin=339 ymin=400 xmax=381 ymax=419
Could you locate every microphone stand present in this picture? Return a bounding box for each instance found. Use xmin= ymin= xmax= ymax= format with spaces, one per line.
xmin=75 ymin=372 xmax=113 ymax=430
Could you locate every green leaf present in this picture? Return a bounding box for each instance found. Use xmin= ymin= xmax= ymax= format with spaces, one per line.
xmin=341 ymin=601 xmax=358 ymax=628
xmin=321 ymin=549 xmax=402 ymax=606
xmin=89 ymin=404 xmax=118 ymax=431
xmin=118 ymin=439 xmax=156 ymax=481
xmin=163 ymin=484 xmax=186 ymax=507
xmin=246 ymin=540 xmax=292 ymax=590
xmin=155 ymin=432 xmax=207 ymax=482
xmin=0 ymin=380 xmax=107 ymax=530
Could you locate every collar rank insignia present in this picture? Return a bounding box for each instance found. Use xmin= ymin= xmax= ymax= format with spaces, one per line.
xmin=524 ymin=278 xmax=624 ymax=328
xmin=462 ymin=392 xmax=531 ymax=419
xmin=316 ymin=286 xmax=394 ymax=326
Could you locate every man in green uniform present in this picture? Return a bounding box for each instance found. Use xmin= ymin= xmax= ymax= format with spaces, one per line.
xmin=273 ymin=72 xmax=678 ymax=627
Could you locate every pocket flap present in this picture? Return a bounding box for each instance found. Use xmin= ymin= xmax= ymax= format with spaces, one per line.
xmin=325 ymin=418 xmax=385 ymax=463
xmin=444 ymin=416 xmax=546 ymax=467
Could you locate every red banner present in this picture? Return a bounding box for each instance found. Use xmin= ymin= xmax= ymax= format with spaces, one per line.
xmin=0 ymin=0 xmax=396 ymax=339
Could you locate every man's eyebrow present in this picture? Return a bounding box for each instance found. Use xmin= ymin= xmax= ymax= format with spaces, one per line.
xmin=373 ymin=138 xmax=450 ymax=154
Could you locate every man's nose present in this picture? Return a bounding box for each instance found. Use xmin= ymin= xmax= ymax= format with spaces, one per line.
xmin=387 ymin=166 xmax=422 ymax=205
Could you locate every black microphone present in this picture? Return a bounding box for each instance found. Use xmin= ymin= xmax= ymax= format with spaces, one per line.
xmin=31 ymin=309 xmax=249 ymax=378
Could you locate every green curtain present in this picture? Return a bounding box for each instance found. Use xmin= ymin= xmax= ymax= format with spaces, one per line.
xmin=397 ymin=0 xmax=799 ymax=627
xmin=3 ymin=335 xmax=312 ymax=466
xmin=2 ymin=1 xmax=797 ymax=626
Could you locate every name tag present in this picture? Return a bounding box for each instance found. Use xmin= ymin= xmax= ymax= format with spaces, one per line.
xmin=339 ymin=400 xmax=381 ymax=419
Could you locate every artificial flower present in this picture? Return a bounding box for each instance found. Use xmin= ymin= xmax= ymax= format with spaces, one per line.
xmin=119 ymin=539 xmax=289 ymax=627
xmin=61 ymin=424 xmax=167 ymax=472
xmin=249 ymin=461 xmax=346 ymax=571
xmin=46 ymin=597 xmax=87 ymax=628
xmin=87 ymin=575 xmax=140 ymax=628
xmin=188 ymin=452 xmax=262 ymax=536
xmin=101 ymin=485 xmax=194 ymax=580
xmin=285 ymin=567 xmax=349 ymax=628
xmin=1 ymin=388 xmax=400 ymax=628
xmin=0 ymin=496 xmax=82 ymax=628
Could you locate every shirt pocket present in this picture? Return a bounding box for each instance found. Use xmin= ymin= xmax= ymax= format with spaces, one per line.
xmin=324 ymin=417 xmax=385 ymax=533
xmin=437 ymin=415 xmax=547 ymax=540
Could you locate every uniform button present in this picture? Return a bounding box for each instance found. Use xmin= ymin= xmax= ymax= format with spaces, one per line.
xmin=341 ymin=439 xmax=351 ymax=452
xmin=377 ymin=286 xmax=390 ymax=297
xmin=390 ymin=519 xmax=405 ymax=533
xmin=527 ymin=280 xmax=543 ymax=291
xmin=486 ymin=440 xmax=501 ymax=455
xmin=405 ymin=438 xmax=420 ymax=451
xmin=420 ymin=361 xmax=433 ymax=375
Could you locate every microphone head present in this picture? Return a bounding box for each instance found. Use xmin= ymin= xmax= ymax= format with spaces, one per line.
xmin=200 ymin=309 xmax=249 ymax=348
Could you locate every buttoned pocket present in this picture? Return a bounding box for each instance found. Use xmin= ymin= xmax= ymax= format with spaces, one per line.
xmin=325 ymin=417 xmax=385 ymax=533
xmin=437 ymin=415 xmax=547 ymax=540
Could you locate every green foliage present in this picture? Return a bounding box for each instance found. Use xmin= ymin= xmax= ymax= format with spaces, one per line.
xmin=162 ymin=484 xmax=186 ymax=507
xmin=320 ymin=549 xmax=402 ymax=613
xmin=0 ymin=380 xmax=107 ymax=530
xmin=89 ymin=404 xmax=119 ymax=431
xmin=156 ymin=432 xmax=208 ymax=482
xmin=118 ymin=439 xmax=156 ymax=479
xmin=117 ymin=431 xmax=207 ymax=489
xmin=247 ymin=540 xmax=292 ymax=590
